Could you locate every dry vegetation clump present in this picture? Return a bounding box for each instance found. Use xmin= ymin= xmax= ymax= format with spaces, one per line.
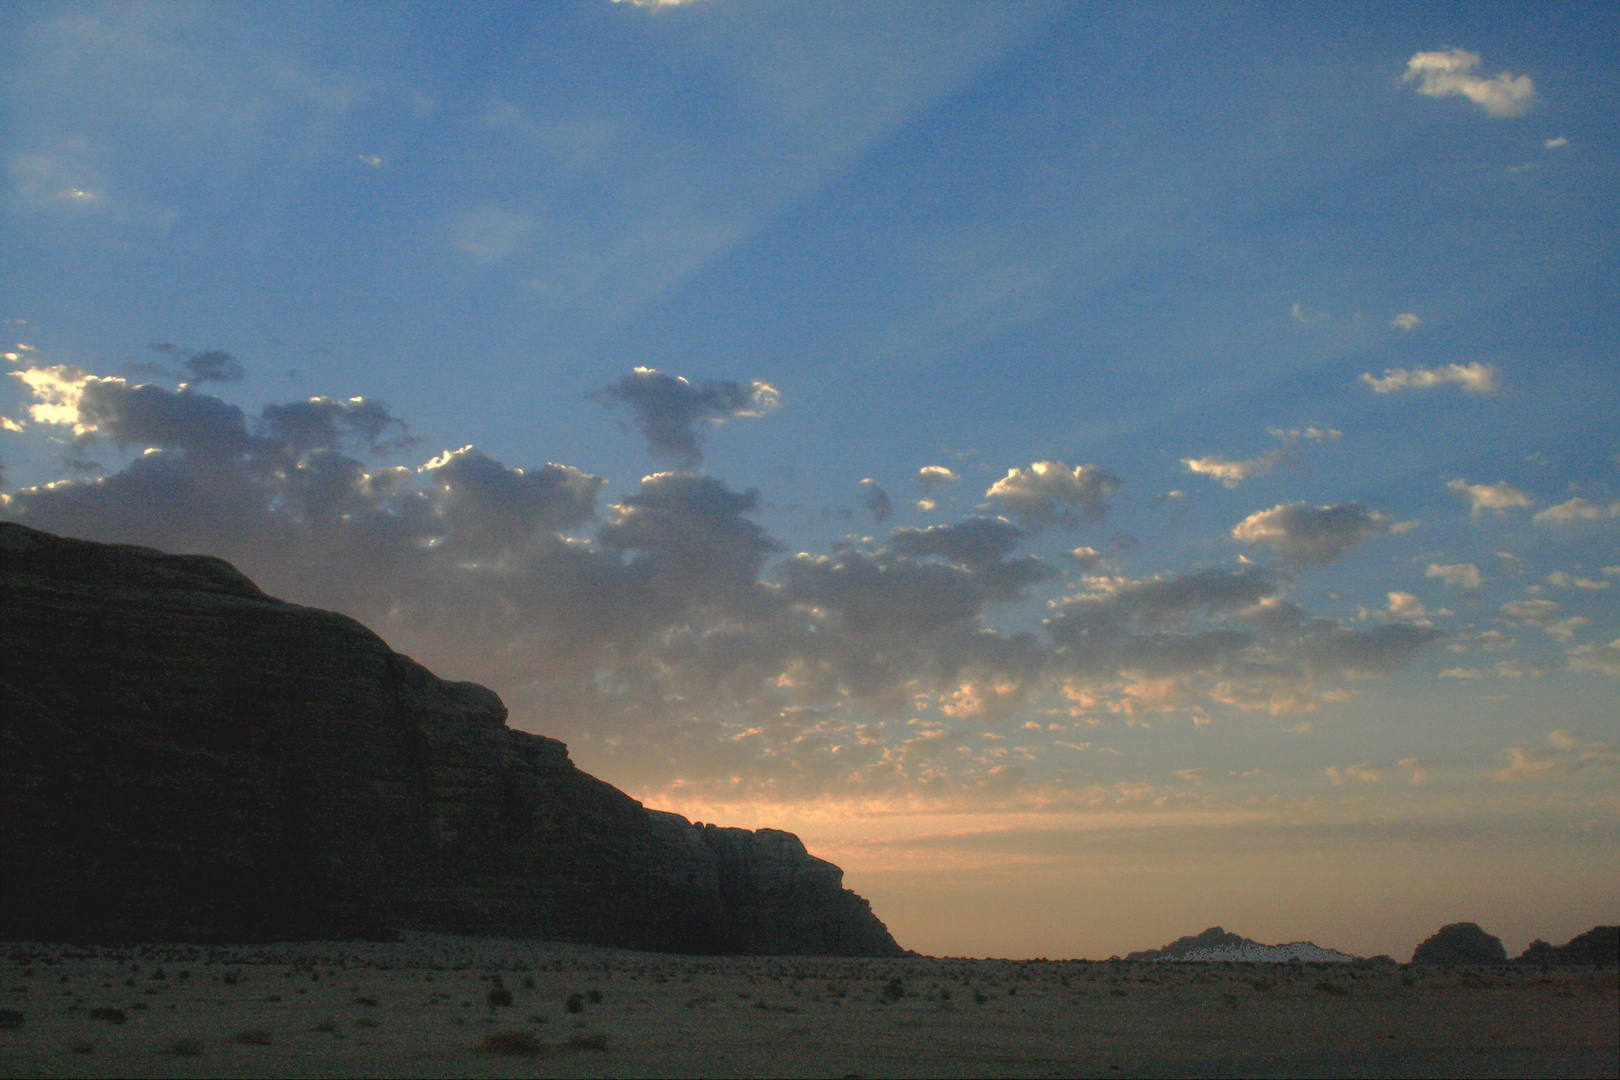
xmin=479 ymin=1029 xmax=544 ymax=1056
xmin=165 ymin=1037 xmax=204 ymax=1056
xmin=231 ymin=1028 xmax=272 ymax=1045
xmin=566 ymin=1031 xmax=609 ymax=1051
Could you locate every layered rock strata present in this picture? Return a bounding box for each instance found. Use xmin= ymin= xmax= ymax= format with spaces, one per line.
xmin=0 ymin=522 xmax=901 ymax=955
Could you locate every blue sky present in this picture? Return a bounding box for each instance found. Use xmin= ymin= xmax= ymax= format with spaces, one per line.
xmin=3 ymin=0 xmax=1617 ymax=959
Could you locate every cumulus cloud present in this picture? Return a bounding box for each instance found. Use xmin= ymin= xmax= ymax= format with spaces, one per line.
xmin=1182 ymin=426 xmax=1340 ymax=489
xmin=593 ymin=367 xmax=780 ymax=466
xmin=1533 ymin=497 xmax=1620 ymax=525
xmin=890 ymin=517 xmax=1024 ymax=566
xmin=1391 ymin=313 xmax=1422 ymax=331
xmin=1546 ymin=571 xmax=1610 ymax=591
xmin=984 ymin=461 xmax=1119 ymax=530
xmin=1231 ymin=503 xmax=1388 ymax=568
xmin=1427 ymin=562 xmax=1482 ymax=590
xmin=181 ymin=349 xmax=245 ymax=387
xmin=1446 ymin=479 xmax=1532 ymax=517
xmin=915 ymin=465 xmax=959 ymax=495
xmin=1360 ymin=362 xmax=1499 ymax=394
xmin=1403 ymin=49 xmax=1536 ymax=119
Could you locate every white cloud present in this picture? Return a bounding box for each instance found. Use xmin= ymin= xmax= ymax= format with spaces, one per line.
xmin=1533 ymin=497 xmax=1620 ymax=525
xmin=1500 ymin=599 xmax=1590 ymax=642
xmin=985 ymin=461 xmax=1118 ymax=530
xmin=1546 ymin=571 xmax=1610 ymax=591
xmin=593 ymin=367 xmax=779 ymax=466
xmin=1426 ymin=562 xmax=1482 ymax=590
xmin=1231 ymin=502 xmax=1388 ymax=568
xmin=1446 ymin=479 xmax=1532 ymax=516
xmin=915 ymin=465 xmax=959 ymax=495
xmin=1325 ymin=764 xmax=1382 ymax=785
xmin=1384 ymin=592 xmax=1428 ymax=621
xmin=1361 ymin=362 xmax=1499 ymax=394
xmin=1567 ymin=639 xmax=1620 ymax=677
xmin=1391 ymin=313 xmax=1421 ymax=331
xmin=1403 ymin=48 xmax=1536 ymax=119
xmin=1543 ymin=136 xmax=1568 ymax=150
xmin=1182 ymin=426 xmax=1339 ymax=489
xmin=1398 ymin=757 xmax=1434 ymax=784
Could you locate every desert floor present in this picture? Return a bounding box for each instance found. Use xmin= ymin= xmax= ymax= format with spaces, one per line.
xmin=0 ymin=935 xmax=1614 ymax=1079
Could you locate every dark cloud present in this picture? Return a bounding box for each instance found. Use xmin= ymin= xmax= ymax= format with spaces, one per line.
xmin=260 ymin=395 xmax=414 ymax=455
xmin=1231 ymin=502 xmax=1388 ymax=568
xmin=859 ymin=478 xmax=892 ymax=524
xmin=183 ymin=349 xmax=245 ymax=386
xmin=890 ymin=516 xmax=1023 ymax=565
xmin=594 ymin=367 xmax=779 ymax=465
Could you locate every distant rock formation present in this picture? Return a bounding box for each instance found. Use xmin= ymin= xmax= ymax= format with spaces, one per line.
xmin=0 ymin=523 xmax=902 ymax=956
xmin=1126 ymin=927 xmax=1355 ymax=963
xmin=1410 ymin=923 xmax=1506 ymax=965
xmin=1516 ymin=927 xmax=1619 ymax=966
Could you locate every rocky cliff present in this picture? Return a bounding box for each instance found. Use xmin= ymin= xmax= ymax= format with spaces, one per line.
xmin=0 ymin=522 xmax=902 ymax=955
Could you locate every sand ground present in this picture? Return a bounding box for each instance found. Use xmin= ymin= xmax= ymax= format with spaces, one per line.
xmin=1 ymin=935 xmax=1614 ymax=1079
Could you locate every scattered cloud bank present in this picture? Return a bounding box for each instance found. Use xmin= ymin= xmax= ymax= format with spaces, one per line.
xmin=1402 ymin=49 xmax=1536 ymax=119
xmin=1427 ymin=562 xmax=1481 ymax=590
xmin=1360 ymin=362 xmax=1498 ymax=394
xmin=0 ymin=360 xmax=1459 ymax=809
xmin=594 ymin=367 xmax=779 ymax=466
xmin=1231 ymin=503 xmax=1388 ymax=568
xmin=1495 ymin=730 xmax=1615 ymax=781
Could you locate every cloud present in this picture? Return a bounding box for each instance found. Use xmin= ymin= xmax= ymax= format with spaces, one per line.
xmin=1500 ymin=599 xmax=1590 ymax=642
xmin=1446 ymin=479 xmax=1532 ymax=517
xmin=1567 ymin=639 xmax=1620 ymax=677
xmin=860 ymin=478 xmax=893 ymax=524
xmin=1546 ymin=571 xmax=1610 ymax=591
xmin=915 ymin=465 xmax=959 ymax=495
xmin=181 ymin=350 xmax=245 ymax=387
xmin=984 ymin=461 xmax=1118 ymax=530
xmin=1403 ymin=49 xmax=1536 ymax=119
xmin=1427 ymin=562 xmax=1482 ymax=590
xmin=1325 ymin=764 xmax=1381 ymax=785
xmin=594 ymin=367 xmax=780 ymax=466
xmin=1532 ymin=498 xmax=1620 ymax=525
xmin=1544 ymin=136 xmax=1568 ymax=150
xmin=1231 ymin=503 xmax=1388 ymax=568
xmin=890 ymin=517 xmax=1024 ymax=566
xmin=1391 ymin=313 xmax=1421 ymax=331
xmin=1398 ymin=758 xmax=1435 ymax=784
xmin=1360 ymin=362 xmax=1499 ymax=394
xmin=1494 ymin=731 xmax=1615 ymax=781
xmin=1182 ymin=426 xmax=1340 ymax=489
xmin=4 ymin=360 xmax=1457 ymax=808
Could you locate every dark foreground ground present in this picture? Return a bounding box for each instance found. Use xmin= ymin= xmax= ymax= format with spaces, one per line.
xmin=1 ymin=936 xmax=1614 ymax=1079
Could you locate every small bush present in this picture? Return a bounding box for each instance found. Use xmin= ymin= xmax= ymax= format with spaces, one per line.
xmin=70 ymin=1041 xmax=94 ymax=1054
xmin=565 ymin=993 xmax=584 ymax=1014
xmin=233 ymin=1029 xmax=272 ymax=1045
xmin=487 ymin=987 xmax=513 ymax=1008
xmin=567 ymin=1031 xmax=609 ymax=1051
xmin=882 ymin=978 xmax=905 ymax=1002
xmin=353 ymin=995 xmax=379 ymax=1007
xmin=522 ymin=976 xmax=536 ymax=989
xmin=479 ymin=1030 xmax=543 ymax=1057
xmin=312 ymin=1019 xmax=339 ymax=1033
xmin=586 ymin=988 xmax=603 ymax=1004
xmin=0 ymin=1009 xmax=23 ymax=1029
xmin=165 ymin=1037 xmax=204 ymax=1056
xmin=972 ymin=989 xmax=987 ymax=1005
xmin=1221 ymin=992 xmax=1240 ymax=1009
xmin=1249 ymin=979 xmax=1274 ymax=992
xmin=89 ymin=1007 xmax=126 ymax=1024
xmin=1314 ymin=982 xmax=1349 ymax=997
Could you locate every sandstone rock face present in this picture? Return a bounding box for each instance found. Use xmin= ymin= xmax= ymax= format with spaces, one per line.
xmin=1410 ymin=922 xmax=1507 ymax=965
xmin=0 ymin=523 xmax=902 ymax=955
xmin=1517 ymin=926 xmax=1620 ymax=966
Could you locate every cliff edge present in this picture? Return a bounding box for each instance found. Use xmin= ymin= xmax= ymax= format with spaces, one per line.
xmin=0 ymin=522 xmax=902 ymax=955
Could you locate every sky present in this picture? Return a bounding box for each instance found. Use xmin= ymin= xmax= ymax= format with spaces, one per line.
xmin=2 ymin=0 xmax=1617 ymax=961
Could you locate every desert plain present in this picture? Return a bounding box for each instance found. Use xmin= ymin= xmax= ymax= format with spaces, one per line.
xmin=0 ymin=934 xmax=1614 ymax=1079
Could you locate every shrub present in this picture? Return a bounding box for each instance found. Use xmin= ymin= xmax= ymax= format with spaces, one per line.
xmin=89 ymin=1007 xmax=126 ymax=1024
xmin=0 ymin=1009 xmax=22 ymax=1029
xmin=232 ymin=1029 xmax=272 ymax=1045
xmin=565 ymin=993 xmax=584 ymax=1014
xmin=586 ymin=988 xmax=603 ymax=1004
xmin=165 ymin=1037 xmax=204 ymax=1056
xmin=479 ymin=1030 xmax=543 ymax=1057
xmin=70 ymin=1041 xmax=94 ymax=1054
xmin=567 ymin=1032 xmax=609 ymax=1051
xmin=1314 ymin=982 xmax=1349 ymax=997
xmin=487 ymin=987 xmax=513 ymax=1007
xmin=353 ymin=1017 xmax=378 ymax=1029
xmin=882 ymin=978 xmax=905 ymax=1002
xmin=312 ymin=1019 xmax=339 ymax=1033
xmin=353 ymin=995 xmax=379 ymax=1007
